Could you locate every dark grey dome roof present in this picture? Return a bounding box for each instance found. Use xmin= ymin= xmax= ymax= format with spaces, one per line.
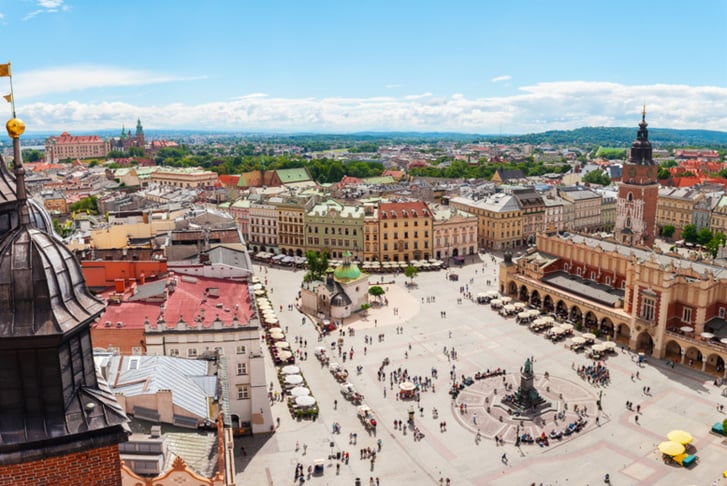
xmin=0 ymin=225 xmax=105 ymax=337
xmin=331 ymin=292 xmax=352 ymax=307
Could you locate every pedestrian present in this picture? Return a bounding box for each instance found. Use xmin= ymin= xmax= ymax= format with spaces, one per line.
xmin=635 ymin=415 xmax=639 ymax=424
xmin=501 ymin=452 xmax=508 ymax=464
xmin=303 ymin=443 xmax=307 ymax=455
xmin=336 ymin=463 xmax=340 ymax=475
xmin=334 ymin=399 xmax=337 ymax=410
xmin=240 ymin=446 xmax=247 ymax=456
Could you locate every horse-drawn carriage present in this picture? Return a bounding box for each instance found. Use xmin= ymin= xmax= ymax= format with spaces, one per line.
xmin=357 ymin=405 xmax=377 ymax=432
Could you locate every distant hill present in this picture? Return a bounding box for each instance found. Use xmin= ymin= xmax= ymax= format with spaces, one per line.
xmin=5 ymin=126 xmax=726 ymax=149
xmin=483 ymin=127 xmax=727 ymax=147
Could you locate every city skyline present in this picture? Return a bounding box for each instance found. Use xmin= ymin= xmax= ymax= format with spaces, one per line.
xmin=1 ymin=0 xmax=725 ymax=134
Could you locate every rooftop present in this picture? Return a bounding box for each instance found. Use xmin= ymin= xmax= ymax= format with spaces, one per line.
xmin=95 ymin=275 xmax=256 ymax=331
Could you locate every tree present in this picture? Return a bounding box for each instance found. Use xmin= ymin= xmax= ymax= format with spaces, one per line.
xmin=304 ymin=250 xmax=329 ymax=282
xmin=368 ymin=285 xmax=385 ymax=303
xmin=70 ymin=196 xmax=98 ymax=214
xmin=657 ymin=167 xmax=671 ymax=180
xmin=705 ymin=232 xmax=726 ymax=258
xmin=697 ymin=228 xmax=713 ymax=246
xmin=660 ymin=225 xmax=675 ymax=238
xmin=682 ymin=224 xmax=698 ymax=244
xmin=581 ymin=169 xmax=610 ymax=186
xmin=404 ymin=265 xmax=418 ymax=285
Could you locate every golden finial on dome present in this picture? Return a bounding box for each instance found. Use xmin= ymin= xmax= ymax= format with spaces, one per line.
xmin=6 ymin=117 xmax=25 ymax=138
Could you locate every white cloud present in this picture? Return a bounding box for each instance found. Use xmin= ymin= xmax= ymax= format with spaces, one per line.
xmin=491 ymin=75 xmax=512 ymax=83
xmin=14 ymin=65 xmax=202 ymax=98
xmin=15 ymin=81 xmax=727 ymax=134
xmin=38 ymin=0 xmax=64 ymax=7
xmin=23 ymin=0 xmax=68 ymax=20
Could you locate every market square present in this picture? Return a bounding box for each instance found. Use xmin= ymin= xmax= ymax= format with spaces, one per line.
xmin=236 ymin=254 xmax=727 ymax=485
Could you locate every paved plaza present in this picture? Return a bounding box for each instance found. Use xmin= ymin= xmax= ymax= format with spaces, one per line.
xmin=236 ymin=255 xmax=727 ymax=485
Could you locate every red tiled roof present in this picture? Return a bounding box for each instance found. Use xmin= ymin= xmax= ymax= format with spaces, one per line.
xmin=94 ymin=276 xmax=255 ymax=332
xmin=219 ymin=175 xmax=241 ymax=187
xmin=378 ymin=201 xmax=430 ymax=218
xmin=49 ymin=132 xmax=105 ymax=144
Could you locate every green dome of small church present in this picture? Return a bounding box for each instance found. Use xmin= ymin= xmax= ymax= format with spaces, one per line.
xmin=334 ymin=251 xmax=362 ymax=281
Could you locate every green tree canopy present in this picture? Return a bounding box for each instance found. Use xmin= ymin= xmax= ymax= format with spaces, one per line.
xmin=304 ymin=250 xmax=329 ymax=282
xmin=368 ymin=285 xmax=385 ymax=301
xmin=660 ymin=225 xmax=675 ymax=238
xmin=682 ymin=224 xmax=698 ymax=244
xmin=581 ymin=169 xmax=610 ymax=186
xmin=404 ymin=265 xmax=418 ymax=283
xmin=697 ymin=228 xmax=714 ymax=246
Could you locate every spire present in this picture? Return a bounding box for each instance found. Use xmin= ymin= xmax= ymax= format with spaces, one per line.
xmin=642 ymin=104 xmax=646 ymax=123
xmin=6 ymin=117 xmax=30 ymax=226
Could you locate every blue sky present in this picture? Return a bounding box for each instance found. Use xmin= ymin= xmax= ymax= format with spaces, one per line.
xmin=1 ymin=0 xmax=726 ymax=133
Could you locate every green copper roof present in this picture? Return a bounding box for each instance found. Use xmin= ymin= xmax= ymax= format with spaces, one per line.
xmin=334 ymin=261 xmax=362 ymax=281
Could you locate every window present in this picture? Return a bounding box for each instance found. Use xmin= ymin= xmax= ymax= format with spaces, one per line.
xmin=720 ymin=307 xmax=726 ymax=319
xmin=128 ymin=357 xmax=140 ymax=370
xmin=590 ymin=271 xmax=596 ymax=280
xmin=682 ymin=307 xmax=692 ymax=324
xmin=236 ymin=345 xmax=247 ymax=354
xmin=170 ymin=348 xmax=180 ymax=357
xmin=641 ymin=297 xmax=655 ymax=321
xmin=237 ymin=362 xmax=248 ymax=375
xmin=188 ymin=348 xmax=198 ymax=357
xmin=237 ymin=385 xmax=250 ymax=400
xmin=605 ymin=276 xmax=611 ymax=286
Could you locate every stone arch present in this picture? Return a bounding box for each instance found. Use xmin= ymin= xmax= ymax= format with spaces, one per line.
xmin=599 ymin=317 xmax=614 ymax=336
xmin=684 ymin=346 xmax=703 ymax=369
xmin=635 ymin=331 xmax=654 ymax=355
xmin=569 ymin=305 xmax=583 ymax=323
xmin=296 ymin=249 xmax=303 ymax=257
xmin=705 ymin=353 xmax=725 ymax=375
xmin=556 ymin=300 xmax=567 ymax=319
xmin=543 ymin=294 xmax=554 ymax=313
xmin=584 ymin=311 xmax=598 ymax=330
xmin=508 ymin=280 xmax=518 ymax=296
xmin=519 ymin=285 xmax=529 ymax=302
xmin=530 ymin=290 xmax=541 ymax=308
xmin=664 ymin=340 xmax=682 ymax=362
xmin=616 ymin=323 xmax=631 ymax=345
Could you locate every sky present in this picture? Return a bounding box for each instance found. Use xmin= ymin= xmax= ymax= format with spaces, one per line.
xmin=0 ymin=0 xmax=726 ymax=134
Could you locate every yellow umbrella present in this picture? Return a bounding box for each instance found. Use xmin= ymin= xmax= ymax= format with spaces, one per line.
xmin=667 ymin=430 xmax=693 ymax=445
xmin=658 ymin=441 xmax=685 ymax=456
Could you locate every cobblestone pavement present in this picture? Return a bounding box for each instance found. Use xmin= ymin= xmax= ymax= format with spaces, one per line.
xmin=235 ymin=255 xmax=727 ymax=486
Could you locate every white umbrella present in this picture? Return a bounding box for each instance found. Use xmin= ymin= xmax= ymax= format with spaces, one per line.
xmin=254 ymin=289 xmax=266 ymax=296
xmin=278 ymin=350 xmax=293 ymax=360
xmin=501 ymin=297 xmax=512 ymax=304
xmin=295 ymin=395 xmax=317 ymax=407
xmin=680 ymin=326 xmax=694 ymax=332
xmin=284 ymin=374 xmax=303 ymax=386
xmin=513 ymin=302 xmax=526 ymax=310
xmin=592 ymin=343 xmax=607 ymax=352
xmin=571 ymin=336 xmax=586 ymax=345
xmin=701 ymin=332 xmax=715 ymax=339
xmin=603 ymin=341 xmax=617 ymax=349
xmin=282 ymin=365 xmax=300 ymax=375
xmin=252 ymin=283 xmax=263 ymax=290
xmin=560 ymin=323 xmax=574 ymax=331
xmin=582 ymin=333 xmax=597 ymax=341
xmin=399 ymin=382 xmax=416 ymax=392
xmin=268 ymin=327 xmax=282 ymax=333
xmin=517 ymin=311 xmax=531 ymax=320
xmin=270 ymin=333 xmax=285 ymax=341
xmin=289 ymin=386 xmax=310 ymax=397
xmin=721 ymin=338 xmax=727 ymax=345
xmin=274 ymin=341 xmax=291 ymax=349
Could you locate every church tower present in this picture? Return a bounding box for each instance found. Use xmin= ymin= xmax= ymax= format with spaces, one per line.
xmin=135 ymin=117 xmax=145 ymax=148
xmin=0 ymin=117 xmax=129 ymax=485
xmin=614 ymin=108 xmax=659 ymax=247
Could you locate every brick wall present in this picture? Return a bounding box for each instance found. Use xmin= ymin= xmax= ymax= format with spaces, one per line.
xmin=0 ymin=443 xmax=121 ymax=486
